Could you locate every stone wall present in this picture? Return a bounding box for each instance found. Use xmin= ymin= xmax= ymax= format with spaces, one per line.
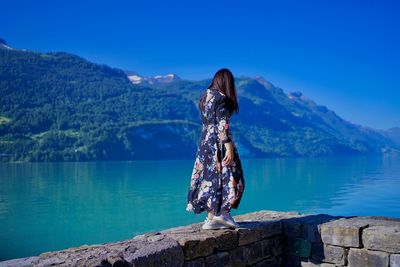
xmin=1 ymin=210 xmax=399 ymax=267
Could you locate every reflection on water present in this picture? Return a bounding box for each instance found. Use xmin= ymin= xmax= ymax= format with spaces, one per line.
xmin=0 ymin=155 xmax=399 ymax=260
xmin=241 ymin=155 xmax=400 ymax=217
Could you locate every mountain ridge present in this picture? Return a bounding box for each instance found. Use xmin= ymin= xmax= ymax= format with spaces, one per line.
xmin=0 ymin=40 xmax=399 ymax=161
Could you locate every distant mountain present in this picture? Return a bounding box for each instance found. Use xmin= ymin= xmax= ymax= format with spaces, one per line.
xmin=0 ymin=40 xmax=399 ymax=162
xmin=0 ymin=38 xmax=13 ymax=50
xmin=124 ymin=70 xmax=181 ymax=85
xmin=380 ymin=127 xmax=400 ymax=146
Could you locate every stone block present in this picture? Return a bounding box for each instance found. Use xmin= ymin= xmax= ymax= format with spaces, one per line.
xmin=283 ymin=219 xmax=303 ymax=237
xmin=320 ymin=217 xmax=369 ymax=247
xmin=301 ymin=214 xmax=337 ymax=243
xmin=233 ymin=210 xmax=302 ymax=222
xmin=245 ymin=241 xmax=265 ymax=265
xmin=228 ymin=241 xmax=267 ymax=266
xmin=236 ymin=222 xmax=263 ymax=246
xmin=236 ymin=220 xmax=281 ymax=246
xmin=348 ymin=248 xmax=389 ymax=267
xmin=160 ymin=223 xmax=202 ymax=235
xmin=122 ymin=237 xmax=184 ymax=267
xmin=258 ymin=220 xmax=282 ymax=239
xmin=210 ymin=229 xmax=238 ymax=251
xmin=0 ymin=256 xmax=40 ymax=267
xmin=183 ymin=257 xmax=205 ymax=267
xmin=205 ymin=251 xmax=230 ymax=267
xmin=281 ymin=214 xmax=337 ymax=243
xmin=163 ymin=231 xmax=216 ymax=260
xmin=302 ymin=223 xmax=322 ymax=243
xmin=300 ymin=260 xmax=335 ymax=267
xmin=311 ymin=243 xmax=347 ymax=265
xmin=284 ymin=237 xmax=312 ymax=258
xmin=253 ymin=256 xmax=282 ymax=267
xmin=229 ymin=246 xmax=246 ymax=266
xmin=362 ymin=225 xmax=400 ymax=253
xmin=282 ymin=255 xmax=301 ymax=266
xmin=391 ymin=254 xmax=400 ymax=267
xmin=261 ymin=235 xmax=283 ymax=257
xmin=30 ymin=233 xmax=184 ymax=267
xmin=36 ymin=256 xmax=66 ymax=266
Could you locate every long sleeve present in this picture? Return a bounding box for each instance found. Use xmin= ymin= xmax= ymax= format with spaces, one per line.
xmin=215 ymin=95 xmax=232 ymax=144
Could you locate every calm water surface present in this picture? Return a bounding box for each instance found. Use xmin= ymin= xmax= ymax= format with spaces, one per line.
xmin=0 ymin=155 xmax=399 ymax=260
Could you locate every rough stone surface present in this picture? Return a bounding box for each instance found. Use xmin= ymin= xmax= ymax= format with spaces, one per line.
xmin=284 ymin=237 xmax=312 ymax=259
xmin=126 ymin=235 xmax=184 ymax=266
xmin=228 ymin=241 xmax=266 ymax=266
xmin=182 ymin=257 xmax=205 ymax=267
xmin=204 ymin=251 xmax=230 ymax=266
xmin=228 ymin=246 xmax=246 ymax=265
xmin=0 ymin=256 xmax=40 ymax=267
xmin=1 ymin=210 xmax=400 ymax=267
xmin=300 ymin=260 xmax=336 ymax=267
xmin=391 ymin=254 xmax=400 ymax=267
xmin=282 ymin=218 xmax=303 ymax=238
xmin=236 ymin=222 xmax=263 ymax=246
xmin=160 ymin=223 xmax=217 ymax=260
xmin=233 ymin=210 xmax=302 ymax=222
xmin=320 ymin=217 xmax=369 ymax=247
xmin=311 ymin=243 xmax=347 ymax=265
xmin=362 ymin=225 xmax=400 ymax=253
xmin=244 ymin=241 xmax=264 ymax=265
xmin=348 ymin=248 xmax=389 ymax=267
xmin=301 ymin=214 xmax=338 ymax=243
xmin=282 ymin=255 xmax=301 ymax=266
xmin=253 ymin=256 xmax=282 ymax=267
xmin=261 ymin=235 xmax=283 ymax=257
xmin=209 ymin=229 xmax=238 ymax=251
xmin=0 ymin=232 xmax=184 ymax=267
xmin=233 ymin=215 xmax=282 ymax=247
xmin=257 ymin=220 xmax=282 ymax=239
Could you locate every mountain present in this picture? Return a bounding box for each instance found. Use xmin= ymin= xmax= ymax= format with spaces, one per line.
xmin=125 ymin=70 xmax=181 ymax=85
xmin=380 ymin=127 xmax=400 ymax=146
xmin=0 ymin=38 xmax=13 ymax=50
xmin=0 ymin=40 xmax=399 ymax=162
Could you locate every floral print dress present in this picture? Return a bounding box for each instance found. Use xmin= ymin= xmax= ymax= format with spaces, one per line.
xmin=186 ymin=88 xmax=245 ymax=216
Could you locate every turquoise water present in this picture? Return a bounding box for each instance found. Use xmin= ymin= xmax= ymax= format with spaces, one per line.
xmin=0 ymin=155 xmax=399 ymax=261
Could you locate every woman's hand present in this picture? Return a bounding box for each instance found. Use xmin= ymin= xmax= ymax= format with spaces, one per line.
xmin=223 ymin=142 xmax=234 ymax=166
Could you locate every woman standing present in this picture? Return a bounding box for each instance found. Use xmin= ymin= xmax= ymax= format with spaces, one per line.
xmin=186 ymin=68 xmax=245 ymax=230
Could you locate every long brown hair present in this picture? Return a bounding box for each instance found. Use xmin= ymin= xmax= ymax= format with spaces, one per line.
xmin=199 ymin=68 xmax=239 ymax=114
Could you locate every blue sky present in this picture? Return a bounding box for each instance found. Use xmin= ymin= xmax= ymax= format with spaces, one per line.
xmin=1 ymin=0 xmax=399 ymax=130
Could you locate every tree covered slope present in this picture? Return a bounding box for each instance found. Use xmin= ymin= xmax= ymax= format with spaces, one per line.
xmin=0 ymin=45 xmax=398 ymax=162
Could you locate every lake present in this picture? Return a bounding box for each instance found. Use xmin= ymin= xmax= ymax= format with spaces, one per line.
xmin=0 ymin=155 xmax=399 ymax=261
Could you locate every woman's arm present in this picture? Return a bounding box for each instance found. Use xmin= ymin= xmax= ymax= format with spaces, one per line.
xmin=215 ymin=96 xmax=234 ymax=166
xmin=223 ymin=142 xmax=234 ymax=166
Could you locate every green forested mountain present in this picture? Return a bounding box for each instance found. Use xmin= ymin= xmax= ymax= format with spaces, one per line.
xmin=0 ymin=43 xmax=398 ymax=162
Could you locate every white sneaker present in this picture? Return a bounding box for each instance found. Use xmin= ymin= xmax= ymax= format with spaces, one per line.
xmin=213 ymin=212 xmax=240 ymax=228
xmin=202 ymin=217 xmax=229 ymax=230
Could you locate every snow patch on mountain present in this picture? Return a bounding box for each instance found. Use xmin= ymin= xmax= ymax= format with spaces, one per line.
xmin=127 ymin=75 xmax=142 ymax=84
xmin=125 ymin=71 xmax=180 ymax=85
xmin=0 ymin=38 xmax=14 ymax=50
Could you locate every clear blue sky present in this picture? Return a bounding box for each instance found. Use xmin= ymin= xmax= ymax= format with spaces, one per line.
xmin=1 ymin=0 xmax=399 ymax=130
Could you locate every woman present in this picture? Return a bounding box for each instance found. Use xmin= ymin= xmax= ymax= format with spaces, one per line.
xmin=186 ymin=68 xmax=245 ymax=230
